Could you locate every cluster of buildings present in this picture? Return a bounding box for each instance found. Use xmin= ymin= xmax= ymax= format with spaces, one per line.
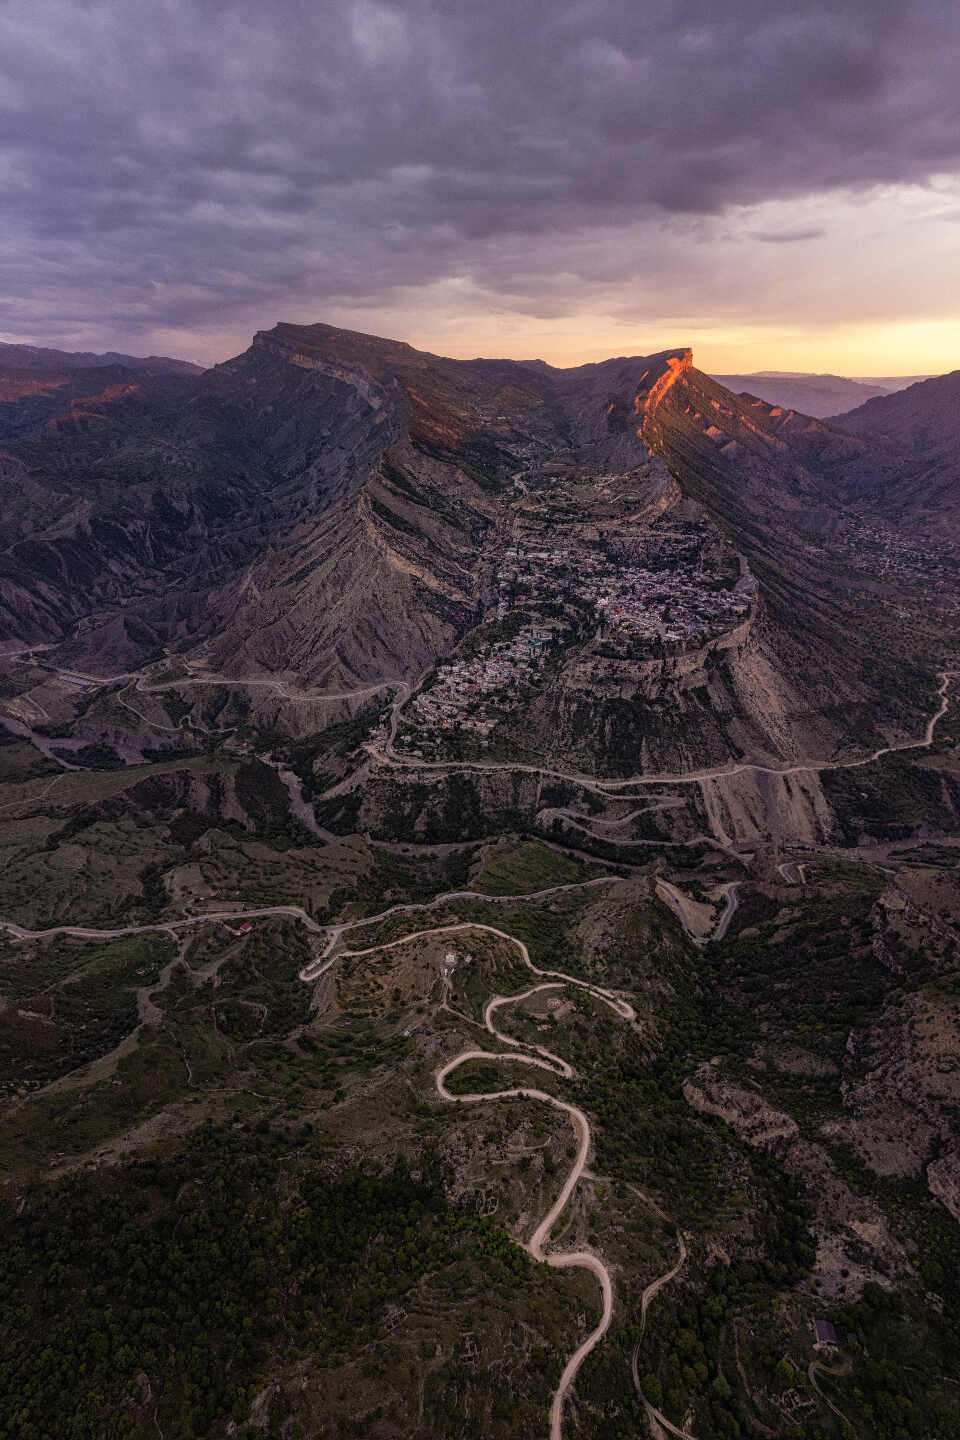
xmin=395 ymin=512 xmax=754 ymax=757
xmin=594 ymin=566 xmax=753 ymax=644
xmin=495 ymin=520 xmax=754 ymax=647
xmin=397 ymin=623 xmax=558 ymax=752
xmin=834 ymin=519 xmax=960 ymax=608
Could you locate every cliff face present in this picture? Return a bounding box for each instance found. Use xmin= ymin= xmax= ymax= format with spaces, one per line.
xmin=638 ymin=347 xmax=693 ymax=444
xmin=0 ymin=320 xmax=945 ymax=776
xmin=640 ymin=364 xmax=936 ymax=751
xmin=514 ymin=573 xmax=765 ymax=778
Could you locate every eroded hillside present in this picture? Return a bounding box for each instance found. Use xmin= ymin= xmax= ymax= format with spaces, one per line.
xmin=3 ymin=323 xmax=960 ymax=1440
xmin=3 ymin=323 xmax=952 ymax=783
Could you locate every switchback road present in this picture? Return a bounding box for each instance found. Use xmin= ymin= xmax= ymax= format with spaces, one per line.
xmin=335 ymin=917 xmax=633 ymax=1440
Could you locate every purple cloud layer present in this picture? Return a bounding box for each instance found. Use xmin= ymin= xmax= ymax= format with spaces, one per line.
xmin=1 ymin=0 xmax=958 ymax=356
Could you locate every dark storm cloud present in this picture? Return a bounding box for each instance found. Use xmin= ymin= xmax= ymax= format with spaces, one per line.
xmin=1 ymin=0 xmax=958 ymax=351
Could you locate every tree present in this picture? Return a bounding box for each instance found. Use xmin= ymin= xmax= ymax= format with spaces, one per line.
xmin=775 ymin=1357 xmax=795 ymax=1389
xmin=642 ymin=1374 xmax=663 ymax=1407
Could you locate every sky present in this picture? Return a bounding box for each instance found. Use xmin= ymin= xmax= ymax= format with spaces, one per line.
xmin=1 ymin=0 xmax=959 ymax=374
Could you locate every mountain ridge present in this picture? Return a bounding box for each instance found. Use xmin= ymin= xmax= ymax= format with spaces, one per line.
xmin=711 ymin=369 xmax=938 ymax=418
xmin=0 ymin=341 xmax=203 ymax=375
xmin=3 ymin=322 xmax=960 ymax=1440
xmin=826 ymin=369 xmax=960 ymax=533
xmin=0 ymin=319 xmax=947 ymax=783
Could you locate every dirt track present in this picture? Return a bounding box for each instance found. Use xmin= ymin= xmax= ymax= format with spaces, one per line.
xmin=631 ymin=1230 xmax=697 ymax=1439
xmin=332 ymin=917 xmax=634 ymax=1440
xmin=367 ymin=670 xmax=958 ymax=794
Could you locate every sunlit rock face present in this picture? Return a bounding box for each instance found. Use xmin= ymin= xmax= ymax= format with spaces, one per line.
xmin=0 ymin=322 xmax=937 ymax=776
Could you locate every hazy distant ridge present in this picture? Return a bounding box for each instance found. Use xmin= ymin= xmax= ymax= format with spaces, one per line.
xmin=0 ymin=341 xmax=202 ymax=376
xmin=711 ymin=369 xmax=934 ymax=418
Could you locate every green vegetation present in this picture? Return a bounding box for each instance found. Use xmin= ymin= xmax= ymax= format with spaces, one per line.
xmin=829 ymin=1284 xmax=960 ymax=1439
xmin=0 ymin=1130 xmax=550 ymax=1440
xmin=470 ymin=839 xmax=593 ymax=894
xmin=3 ymin=709 xmax=960 ymax=1440
xmin=69 ymin=742 xmax=126 ymax=770
xmin=823 ymin=752 xmax=960 ymax=845
xmin=0 ymin=933 xmax=173 ymax=1092
xmin=623 ymin=1252 xmax=816 ymax=1439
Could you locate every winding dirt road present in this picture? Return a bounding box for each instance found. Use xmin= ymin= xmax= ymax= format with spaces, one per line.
xmin=0 ymin=877 xmax=621 ymax=962
xmin=631 ymin=1230 xmax=697 ymax=1440
xmin=299 ymin=876 xmax=620 ymax=979
xmin=14 ymin=654 xmax=409 ymax=708
xmin=535 ymin=804 xmax=735 ymax=858
xmin=639 ymin=1232 xmax=688 ymax=1334
xmin=0 ymin=864 xmax=685 ymax=1438
xmin=333 ymin=917 xmax=633 ymax=1440
xmin=0 ymin=876 xmax=631 ymax=1440
xmin=655 ymin=880 xmax=741 ymax=947
xmin=807 ymin=1358 xmax=855 ymax=1432
xmin=319 ymin=919 xmax=635 ymax=1021
xmin=8 ymin=645 xmax=956 ymax=832
xmin=0 ymin=904 xmax=327 ymax=945
xmin=368 ymin=669 xmax=958 ymax=795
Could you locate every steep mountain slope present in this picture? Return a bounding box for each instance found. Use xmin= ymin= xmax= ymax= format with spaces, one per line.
xmin=0 ymin=322 xmax=948 ymax=772
xmin=829 ymin=370 xmax=960 ymax=533
xmin=648 ymin=365 xmax=921 ymax=686
xmin=3 ymin=329 xmax=960 ymax=1440
xmin=609 ymin=355 xmax=939 ymax=746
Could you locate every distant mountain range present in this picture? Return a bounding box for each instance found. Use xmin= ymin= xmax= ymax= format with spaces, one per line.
xmin=711 ymin=368 xmax=935 ymax=417
xmin=0 ymin=343 xmax=203 ymax=442
xmin=0 ymin=341 xmax=202 ymax=375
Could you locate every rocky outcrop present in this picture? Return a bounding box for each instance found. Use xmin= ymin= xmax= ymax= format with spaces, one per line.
xmin=927 ymin=1152 xmax=960 ymax=1223
xmin=684 ymin=1061 xmax=912 ymax=1300
xmin=638 ymin=347 xmax=693 ymax=446
xmin=683 ymin=1065 xmax=800 ymax=1148
xmin=645 ymin=362 xmax=936 ymax=759
xmin=0 ymin=319 xmax=944 ymax=783
xmin=698 ymin=766 xmax=839 ymax=849
xmin=839 ymin=987 xmax=960 ymax=1216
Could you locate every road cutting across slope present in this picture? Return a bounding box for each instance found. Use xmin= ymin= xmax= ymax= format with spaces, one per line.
xmin=299 ymin=876 xmax=621 ymax=980
xmin=311 ymin=919 xmax=635 ymax=1024
xmin=367 ymin=669 xmax=958 ymax=794
xmin=0 ymin=876 xmax=620 ymax=952
xmin=330 ymin=918 xmax=633 ymax=1440
xmin=655 ymin=879 xmax=741 ymax=946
